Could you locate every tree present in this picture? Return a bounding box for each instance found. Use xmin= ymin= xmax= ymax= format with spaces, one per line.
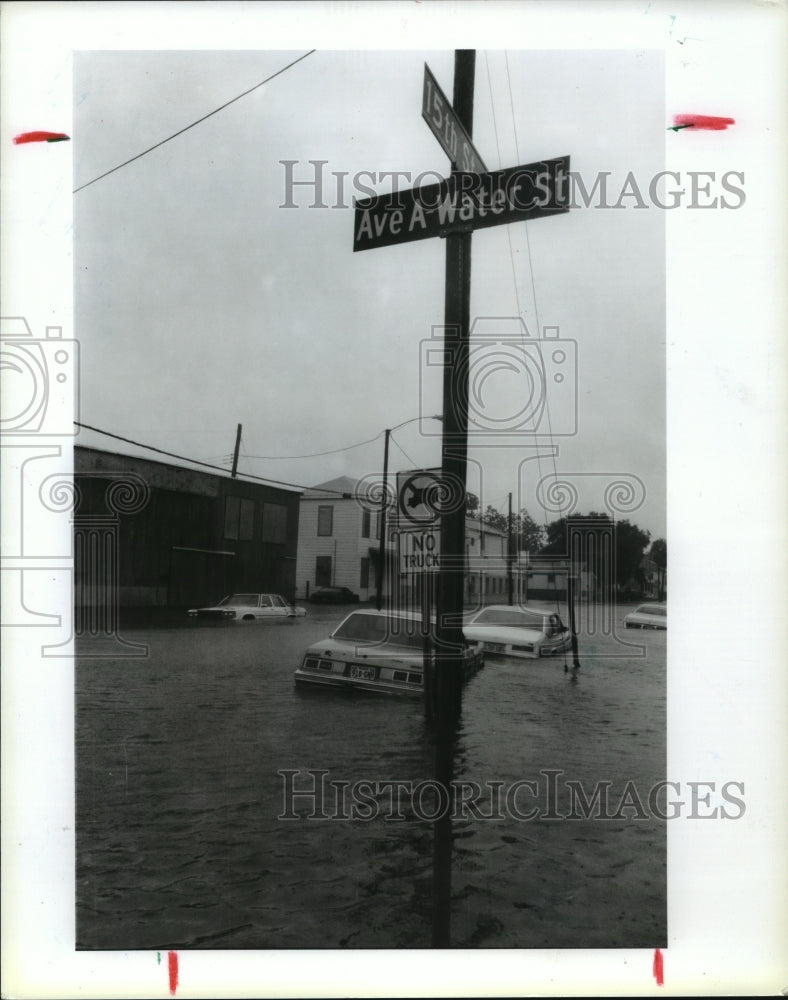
xmin=541 ymin=512 xmax=610 ymax=554
xmin=480 ymin=505 xmax=544 ymax=553
xmin=650 ymin=538 xmax=667 ymax=601
xmin=615 ymin=520 xmax=651 ymax=592
xmin=481 ymin=504 xmax=506 ymax=533
xmin=540 ymin=512 xmax=651 ymax=595
xmin=465 ymin=492 xmax=480 ymax=516
xmin=516 ymin=510 xmax=545 ymax=554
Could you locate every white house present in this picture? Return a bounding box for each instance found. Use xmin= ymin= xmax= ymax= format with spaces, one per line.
xmin=295 ymin=476 xmax=384 ymax=602
xmin=519 ymin=554 xmax=595 ymax=600
xmin=296 ymin=476 xmax=528 ymax=606
xmin=464 ymin=519 xmax=511 ymax=605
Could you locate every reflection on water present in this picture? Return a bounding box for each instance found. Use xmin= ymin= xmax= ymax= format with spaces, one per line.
xmin=76 ymin=605 xmax=666 ymax=949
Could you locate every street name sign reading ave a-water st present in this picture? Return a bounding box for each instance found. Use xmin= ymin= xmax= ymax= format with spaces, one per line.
xmin=422 ymin=63 xmax=487 ymax=174
xmin=353 ymin=155 xmax=570 ymax=252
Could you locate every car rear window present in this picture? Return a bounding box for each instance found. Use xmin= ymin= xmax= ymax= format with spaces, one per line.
xmin=221 ymin=594 xmax=259 ymax=606
xmin=333 ymin=613 xmax=427 ymax=649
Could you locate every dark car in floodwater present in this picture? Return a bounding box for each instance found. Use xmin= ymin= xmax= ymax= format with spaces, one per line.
xmin=309 ymin=586 xmax=360 ymax=604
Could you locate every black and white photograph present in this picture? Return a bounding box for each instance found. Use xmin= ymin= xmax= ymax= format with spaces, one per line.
xmin=72 ymin=44 xmax=670 ymax=954
xmin=1 ymin=2 xmax=786 ymax=997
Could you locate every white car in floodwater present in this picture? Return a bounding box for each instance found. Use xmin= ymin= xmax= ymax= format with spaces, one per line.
xmin=188 ymin=593 xmax=306 ymax=622
xmin=294 ymin=608 xmax=484 ymax=696
xmin=463 ymin=604 xmax=572 ymax=659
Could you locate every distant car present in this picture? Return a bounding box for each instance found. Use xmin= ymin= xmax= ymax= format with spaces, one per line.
xmin=463 ymin=604 xmax=572 ymax=659
xmin=188 ymin=593 xmax=306 ymax=622
xmin=294 ymin=608 xmax=484 ymax=696
xmin=624 ymin=603 xmax=667 ymax=629
xmin=309 ymin=586 xmax=360 ymax=605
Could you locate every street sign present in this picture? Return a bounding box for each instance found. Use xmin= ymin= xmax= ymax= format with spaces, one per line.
xmin=422 ymin=64 xmax=487 ymax=174
xmin=353 ymin=155 xmax=570 ymax=252
xmin=396 ymin=469 xmax=443 ymax=526
xmin=398 ymin=528 xmax=441 ymax=573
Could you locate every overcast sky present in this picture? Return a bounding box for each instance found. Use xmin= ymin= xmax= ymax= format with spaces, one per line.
xmin=74 ymin=48 xmax=665 ymax=536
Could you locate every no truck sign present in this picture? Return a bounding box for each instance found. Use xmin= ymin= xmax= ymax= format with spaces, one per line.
xmin=398 ymin=529 xmax=441 ymax=573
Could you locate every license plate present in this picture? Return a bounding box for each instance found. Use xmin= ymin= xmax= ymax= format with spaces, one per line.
xmin=349 ymin=664 xmax=376 ymax=680
xmin=485 ymin=642 xmax=506 ymax=653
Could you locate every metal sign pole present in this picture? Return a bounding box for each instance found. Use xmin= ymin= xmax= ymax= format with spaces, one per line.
xmin=435 ymin=49 xmax=476 ymax=725
xmin=432 ymin=47 xmax=477 ymax=951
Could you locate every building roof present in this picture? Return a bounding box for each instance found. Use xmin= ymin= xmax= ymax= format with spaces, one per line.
xmin=305 ymin=475 xmax=360 ymax=497
xmin=465 ymin=518 xmax=506 ymax=536
xmin=74 ymin=445 xmax=303 ymax=494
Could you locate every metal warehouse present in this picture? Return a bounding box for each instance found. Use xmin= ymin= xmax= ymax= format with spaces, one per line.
xmin=74 ymin=447 xmax=301 ymax=611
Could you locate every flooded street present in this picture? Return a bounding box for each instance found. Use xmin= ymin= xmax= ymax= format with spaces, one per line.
xmin=76 ymin=602 xmax=666 ymax=950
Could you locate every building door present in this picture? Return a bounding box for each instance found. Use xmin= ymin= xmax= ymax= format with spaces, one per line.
xmin=315 ymin=555 xmax=332 ymax=588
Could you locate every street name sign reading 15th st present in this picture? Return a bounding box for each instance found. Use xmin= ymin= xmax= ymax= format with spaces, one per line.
xmin=422 ymin=63 xmax=487 ymax=174
xmin=353 ymin=155 xmax=570 ymax=252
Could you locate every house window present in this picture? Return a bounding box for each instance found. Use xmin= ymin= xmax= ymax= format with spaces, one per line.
xmin=262 ymin=502 xmax=288 ymax=543
xmin=547 ymin=573 xmax=556 ymax=584
xmin=317 ymin=505 xmax=333 ymax=537
xmin=360 ymin=557 xmax=370 ymax=589
xmin=375 ymin=512 xmax=381 ymax=539
xmin=315 ymin=556 xmax=332 ymax=587
xmin=361 ymin=509 xmax=371 ymax=539
xmin=224 ymin=496 xmax=255 ymax=540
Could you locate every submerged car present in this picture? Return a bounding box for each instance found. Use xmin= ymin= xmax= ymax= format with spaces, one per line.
xmin=624 ymin=603 xmax=667 ymax=629
xmin=309 ymin=586 xmax=360 ymax=604
xmin=463 ymin=604 xmax=572 ymax=659
xmin=294 ymin=608 xmax=484 ymax=696
xmin=188 ymin=593 xmax=306 ymax=622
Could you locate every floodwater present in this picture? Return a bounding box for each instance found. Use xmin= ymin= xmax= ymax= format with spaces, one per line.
xmin=76 ymin=602 xmax=666 ymax=950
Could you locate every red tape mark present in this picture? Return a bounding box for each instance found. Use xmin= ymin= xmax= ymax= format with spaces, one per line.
xmin=653 ymin=947 xmax=664 ymax=986
xmin=13 ymin=131 xmax=70 ymax=144
xmin=671 ymin=114 xmax=735 ymax=131
xmin=168 ymin=951 xmax=179 ymax=996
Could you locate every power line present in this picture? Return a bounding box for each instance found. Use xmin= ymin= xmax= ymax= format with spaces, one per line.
xmin=73 ymin=50 xmax=316 ymax=194
xmin=388 ymin=432 xmax=419 ymax=471
xmin=243 ymin=430 xmax=385 ymax=461
xmin=485 ymin=51 xmax=523 ymax=322
xmin=73 ymin=421 xmax=353 ymax=497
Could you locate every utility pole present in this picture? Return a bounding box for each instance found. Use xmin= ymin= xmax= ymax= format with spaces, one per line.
xmin=376 ymin=428 xmax=391 ymax=611
xmin=231 ymin=423 xmax=242 ymax=478
xmin=567 ymin=573 xmax=582 ymax=673
xmin=507 ymin=492 xmax=514 ymax=605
